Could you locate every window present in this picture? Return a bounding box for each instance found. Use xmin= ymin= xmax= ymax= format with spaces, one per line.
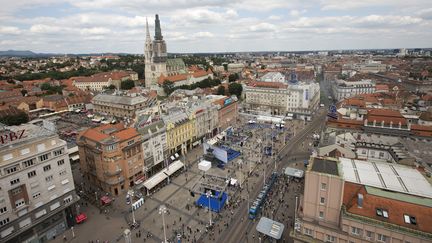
xmin=48 ymin=185 xmax=56 ymax=191
xmin=59 ymin=170 xmax=67 ymax=176
xmin=351 ymin=226 xmax=361 ymax=235
xmin=128 ymin=140 xmax=134 ymax=145
xmin=28 ymin=170 xmax=37 ymax=178
xmin=304 ymin=228 xmax=313 ymax=236
xmin=64 ymin=196 xmax=72 ymax=204
xmin=10 ymin=178 xmax=20 ymax=185
xmin=376 ymin=208 xmax=388 ymax=218
xmin=15 ymin=198 xmax=25 ymax=208
xmin=23 ymin=159 xmax=35 ymax=167
xmin=11 ymin=187 xmax=22 ymax=195
xmin=361 ymin=150 xmax=367 ymax=155
xmin=319 ymin=211 xmax=324 ymax=218
xmin=0 ymin=218 xmax=9 ymax=226
xmin=321 ymin=183 xmax=327 ymax=190
xmin=43 ymin=164 xmax=51 ymax=172
xmin=404 ymin=215 xmax=417 ymax=225
xmin=32 ymin=192 xmax=41 ymax=199
xmin=57 ymin=159 xmax=65 ymax=166
xmin=0 ymin=207 xmax=7 ymax=214
xmin=45 ymin=175 xmax=54 ymax=182
xmin=365 ymin=230 xmax=373 ymax=240
xmin=379 ymin=152 xmax=385 ymax=157
xmin=320 ymin=197 xmax=325 ymax=204
xmin=325 ymin=235 xmax=336 ymax=242
xmin=20 ymin=148 xmax=30 ymax=155
xmin=377 ymin=233 xmax=388 ymax=242
xmin=53 ymin=149 xmax=63 ymax=156
xmin=5 ymin=166 xmax=18 ymax=175
xmin=39 ymin=153 xmax=49 ymax=162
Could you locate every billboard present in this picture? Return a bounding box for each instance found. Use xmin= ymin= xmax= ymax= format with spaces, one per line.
xmin=203 ymin=142 xmax=228 ymax=163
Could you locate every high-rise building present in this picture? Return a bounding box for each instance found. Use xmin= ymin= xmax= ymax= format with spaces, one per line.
xmin=0 ymin=123 xmax=78 ymax=242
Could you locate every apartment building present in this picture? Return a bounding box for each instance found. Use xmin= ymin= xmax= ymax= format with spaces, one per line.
xmin=162 ymin=111 xmax=196 ymax=155
xmin=189 ymin=102 xmax=219 ymax=144
xmin=292 ymin=157 xmax=432 ymax=243
xmin=77 ymin=123 xmax=144 ymax=195
xmin=0 ymin=123 xmax=78 ymax=242
xmin=209 ymin=95 xmax=238 ymax=131
xmin=136 ymin=115 xmax=168 ymax=177
xmin=72 ymin=71 xmax=138 ymax=91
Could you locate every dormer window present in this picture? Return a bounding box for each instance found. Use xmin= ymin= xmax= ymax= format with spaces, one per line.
xmin=376 ymin=208 xmax=388 ymax=218
xmin=404 ymin=215 xmax=417 ymax=225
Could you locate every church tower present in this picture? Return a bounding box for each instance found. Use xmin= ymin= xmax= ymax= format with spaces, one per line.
xmin=144 ymin=14 xmax=167 ymax=88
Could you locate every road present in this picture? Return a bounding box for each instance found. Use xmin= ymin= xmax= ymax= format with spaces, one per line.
xmin=217 ymin=108 xmax=327 ymax=243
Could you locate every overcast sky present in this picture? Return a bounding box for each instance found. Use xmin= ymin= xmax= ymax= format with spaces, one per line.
xmin=0 ymin=0 xmax=431 ymax=54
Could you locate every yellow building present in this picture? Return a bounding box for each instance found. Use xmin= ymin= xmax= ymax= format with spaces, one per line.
xmin=163 ymin=112 xmax=196 ymax=155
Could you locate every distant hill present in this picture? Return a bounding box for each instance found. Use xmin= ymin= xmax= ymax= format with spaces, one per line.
xmin=0 ymin=50 xmax=138 ymax=58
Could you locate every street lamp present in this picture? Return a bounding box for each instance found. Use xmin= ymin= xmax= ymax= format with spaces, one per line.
xmin=131 ymin=198 xmax=136 ymax=225
xmin=206 ymin=191 xmax=212 ymax=226
xmin=71 ymin=226 xmax=75 ymax=238
xmin=159 ymin=205 xmax=168 ymax=243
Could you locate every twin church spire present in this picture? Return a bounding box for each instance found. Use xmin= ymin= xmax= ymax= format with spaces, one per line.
xmin=145 ymin=14 xmax=163 ymax=43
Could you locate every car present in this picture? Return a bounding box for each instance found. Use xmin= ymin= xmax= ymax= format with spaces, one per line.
xmin=248 ymin=120 xmax=257 ymax=124
xmin=320 ymin=104 xmax=325 ymax=107
xmin=126 ymin=195 xmax=131 ymax=205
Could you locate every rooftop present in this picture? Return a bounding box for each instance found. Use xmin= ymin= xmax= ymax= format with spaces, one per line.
xmin=0 ymin=123 xmax=57 ymax=150
xmin=93 ymin=93 xmax=148 ymax=106
xmin=310 ymin=158 xmax=339 ymax=176
xmin=340 ymin=158 xmax=432 ymax=198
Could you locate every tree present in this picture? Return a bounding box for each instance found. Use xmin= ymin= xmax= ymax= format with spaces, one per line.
xmin=216 ymin=85 xmax=226 ymax=95
xmin=228 ymin=73 xmax=239 ymax=82
xmin=120 ymin=79 xmax=135 ymax=90
xmin=0 ymin=111 xmax=29 ymax=126
xmin=228 ymin=83 xmax=242 ymax=98
xmin=162 ymin=80 xmax=175 ymax=95
xmin=20 ymin=89 xmax=28 ymax=96
xmin=107 ymin=84 xmax=116 ymax=90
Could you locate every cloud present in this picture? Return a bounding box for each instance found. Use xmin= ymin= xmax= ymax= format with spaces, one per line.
xmin=0 ymin=26 xmax=21 ymax=35
xmin=192 ymin=32 xmax=214 ymax=38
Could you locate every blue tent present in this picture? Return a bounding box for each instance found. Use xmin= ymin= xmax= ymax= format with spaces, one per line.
xmin=195 ymin=191 xmax=228 ymax=213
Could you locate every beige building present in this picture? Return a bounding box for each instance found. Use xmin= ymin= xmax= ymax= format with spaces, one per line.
xmin=292 ymin=157 xmax=432 ymax=243
xmin=72 ymin=71 xmax=138 ymax=91
xmin=77 ymin=123 xmax=144 ymax=195
xmin=92 ymin=92 xmax=156 ymax=118
xmin=0 ymin=123 xmax=78 ymax=242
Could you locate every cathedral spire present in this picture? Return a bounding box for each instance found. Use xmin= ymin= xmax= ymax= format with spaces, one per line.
xmin=145 ymin=17 xmax=151 ymax=42
xmin=154 ymin=14 xmax=163 ymax=40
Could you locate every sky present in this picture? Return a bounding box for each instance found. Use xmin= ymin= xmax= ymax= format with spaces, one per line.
xmin=0 ymin=0 xmax=432 ymax=54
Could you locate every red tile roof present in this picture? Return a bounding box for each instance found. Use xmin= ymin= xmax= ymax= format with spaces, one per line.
xmin=366 ymin=109 xmax=407 ymax=125
xmin=343 ymin=182 xmax=432 ymax=234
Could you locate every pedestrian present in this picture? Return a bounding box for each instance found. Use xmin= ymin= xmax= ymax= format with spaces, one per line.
xmin=63 ymin=235 xmax=67 ymax=242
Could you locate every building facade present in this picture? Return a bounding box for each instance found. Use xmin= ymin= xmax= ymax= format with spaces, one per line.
xmin=0 ymin=123 xmax=78 ymax=242
xmin=331 ymin=79 xmax=376 ymax=101
xmin=163 ymin=112 xmax=196 ymax=155
xmin=77 ymin=123 xmax=144 ymax=195
xmin=136 ymin=116 xmax=168 ymax=177
xmin=72 ymin=71 xmax=138 ymax=91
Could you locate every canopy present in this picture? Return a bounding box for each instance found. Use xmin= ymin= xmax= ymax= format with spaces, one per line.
xmin=75 ymin=213 xmax=87 ymax=224
xmin=100 ymin=196 xmax=112 ymax=205
xmin=143 ymin=170 xmax=168 ymax=191
xmin=256 ymin=217 xmax=285 ymax=240
xmin=284 ymin=167 xmax=304 ymax=179
xmin=198 ymin=160 xmax=212 ymax=172
xmin=165 ymin=160 xmax=184 ymax=176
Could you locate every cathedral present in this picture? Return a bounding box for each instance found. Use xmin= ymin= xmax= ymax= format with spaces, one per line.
xmin=144 ymin=14 xmax=187 ymax=88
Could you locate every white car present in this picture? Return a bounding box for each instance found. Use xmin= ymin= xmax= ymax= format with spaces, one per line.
xmin=248 ymin=120 xmax=257 ymax=124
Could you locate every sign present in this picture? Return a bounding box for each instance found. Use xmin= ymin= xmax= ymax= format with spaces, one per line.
xmin=0 ymin=129 xmax=26 ymax=145
xmin=137 ymin=116 xmax=160 ymax=128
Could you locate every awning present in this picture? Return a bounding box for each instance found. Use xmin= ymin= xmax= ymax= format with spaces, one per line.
xmin=165 ymin=160 xmax=184 ymax=176
xmin=75 ymin=213 xmax=87 ymax=224
xmin=142 ymin=170 xmax=168 ymax=191
xmin=175 ymin=153 xmax=180 ymax=158
xmin=284 ymin=167 xmax=304 ymax=178
xmin=70 ymin=155 xmax=80 ymax=161
xmin=100 ymin=196 xmax=112 ymax=205
xmin=198 ymin=160 xmax=211 ymax=172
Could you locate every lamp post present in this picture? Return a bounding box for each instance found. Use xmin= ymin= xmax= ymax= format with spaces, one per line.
xmin=206 ymin=191 xmax=212 ymax=226
xmin=71 ymin=226 xmax=75 ymax=238
xmin=159 ymin=205 xmax=168 ymax=243
xmin=131 ymin=199 xmax=136 ymax=225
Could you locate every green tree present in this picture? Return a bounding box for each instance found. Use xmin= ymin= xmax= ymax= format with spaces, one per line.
xmin=0 ymin=112 xmax=29 ymax=126
xmin=107 ymin=84 xmax=116 ymax=90
xmin=162 ymin=80 xmax=175 ymax=95
xmin=120 ymin=80 xmax=135 ymax=90
xmin=228 ymin=83 xmax=243 ymax=98
xmin=216 ymin=85 xmax=226 ymax=95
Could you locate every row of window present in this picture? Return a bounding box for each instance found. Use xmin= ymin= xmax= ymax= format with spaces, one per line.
xmin=9 ymin=159 xmax=66 ymax=186
xmin=304 ymin=228 xmax=389 ymax=243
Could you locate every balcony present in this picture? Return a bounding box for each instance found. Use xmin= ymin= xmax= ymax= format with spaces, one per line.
xmin=341 ymin=206 xmax=432 ymax=240
xmin=104 ymin=168 xmax=122 ymax=177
